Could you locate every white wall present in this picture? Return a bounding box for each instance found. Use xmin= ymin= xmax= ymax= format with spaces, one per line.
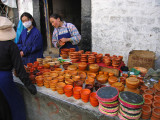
xmin=92 ymin=0 xmax=160 ymax=69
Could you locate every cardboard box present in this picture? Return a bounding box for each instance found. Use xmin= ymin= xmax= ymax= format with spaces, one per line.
xmin=100 ymin=67 xmax=120 ymax=77
xmin=128 ymin=50 xmax=155 ymax=70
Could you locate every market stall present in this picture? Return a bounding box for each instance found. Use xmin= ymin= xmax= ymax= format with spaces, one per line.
xmin=15 ymin=48 xmax=160 ymax=120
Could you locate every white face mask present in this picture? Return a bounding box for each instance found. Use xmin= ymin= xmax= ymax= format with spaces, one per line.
xmin=23 ymin=20 xmax=32 ymax=28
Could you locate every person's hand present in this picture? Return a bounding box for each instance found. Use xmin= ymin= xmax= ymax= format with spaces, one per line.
xmin=60 ymin=38 xmax=70 ymax=43
xmin=26 ymin=84 xmax=37 ymax=95
xmin=20 ymin=51 xmax=24 ymax=57
xmin=59 ymin=40 xmax=65 ymax=46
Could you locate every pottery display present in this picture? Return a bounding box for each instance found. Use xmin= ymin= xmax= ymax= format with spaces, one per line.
xmin=108 ymin=76 xmax=118 ymax=85
xmin=89 ymin=64 xmax=99 ymax=73
xmin=96 ymin=74 xmax=108 ymax=84
xmin=78 ymin=62 xmax=87 ymax=71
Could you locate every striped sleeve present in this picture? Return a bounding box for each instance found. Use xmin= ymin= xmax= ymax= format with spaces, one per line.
xmin=52 ymin=29 xmax=58 ymax=48
xmin=67 ymin=23 xmax=81 ymax=45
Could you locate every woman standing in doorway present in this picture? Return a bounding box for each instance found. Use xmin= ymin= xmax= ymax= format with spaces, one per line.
xmin=50 ymin=14 xmax=81 ymax=53
xmin=17 ymin=12 xmax=43 ymax=65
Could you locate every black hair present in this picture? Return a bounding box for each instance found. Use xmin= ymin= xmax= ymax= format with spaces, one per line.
xmin=50 ymin=14 xmax=62 ymax=21
xmin=21 ymin=12 xmax=36 ymax=27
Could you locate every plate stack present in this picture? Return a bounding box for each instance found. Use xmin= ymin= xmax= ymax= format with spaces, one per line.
xmin=118 ymin=91 xmax=144 ymax=120
xmin=96 ymin=87 xmax=119 ymax=116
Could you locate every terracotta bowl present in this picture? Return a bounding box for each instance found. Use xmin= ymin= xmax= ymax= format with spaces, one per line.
xmin=78 ymin=62 xmax=87 ymax=71
xmin=111 ymin=82 xmax=124 ymax=92
xmin=152 ymin=107 xmax=160 ymax=118
xmin=96 ymin=74 xmax=108 ymax=84
xmin=124 ymin=87 xmax=140 ymax=94
xmin=108 ymin=76 xmax=118 ymax=85
xmin=154 ymin=95 xmax=160 ymax=102
xmin=142 ymin=105 xmax=151 ymax=115
xmin=152 ymin=101 xmax=160 ymax=108
xmin=89 ymin=64 xmax=99 ymax=73
xmin=87 ymin=72 xmax=96 ymax=79
xmin=144 ymin=89 xmax=154 ymax=95
xmin=143 ymin=94 xmax=153 ymax=100
xmin=144 ymin=98 xmax=152 ymax=107
xmin=67 ymin=65 xmax=77 ymax=71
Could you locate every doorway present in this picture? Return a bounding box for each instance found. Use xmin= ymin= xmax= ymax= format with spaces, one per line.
xmin=50 ymin=0 xmax=81 ymax=33
xmin=47 ymin=0 xmax=91 ymax=52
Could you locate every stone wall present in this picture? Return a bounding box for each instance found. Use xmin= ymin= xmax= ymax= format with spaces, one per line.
xmin=92 ymin=0 xmax=160 ymax=69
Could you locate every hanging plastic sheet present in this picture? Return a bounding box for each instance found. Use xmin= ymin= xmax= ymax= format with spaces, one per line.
xmin=1 ymin=0 xmax=17 ymax=8
xmin=14 ymin=20 xmax=25 ymax=43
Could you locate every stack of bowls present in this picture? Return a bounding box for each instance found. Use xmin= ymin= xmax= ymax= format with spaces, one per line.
xmin=80 ymin=54 xmax=88 ymax=63
xmin=69 ymin=52 xmax=81 ymax=63
xmin=73 ymin=87 xmax=82 ymax=99
xmin=65 ymin=78 xmax=74 ymax=85
xmin=74 ymin=80 xmax=83 ymax=87
xmin=81 ymin=89 xmax=91 ymax=103
xmin=64 ymin=85 xmax=73 ymax=97
xmin=88 ymin=55 xmax=96 ymax=64
xmin=89 ymin=64 xmax=99 ymax=73
xmin=78 ymin=71 xmax=86 ymax=82
xmin=111 ymin=82 xmax=125 ymax=92
xmin=96 ymin=87 xmax=119 ymax=116
xmin=78 ymin=62 xmax=87 ymax=71
xmin=96 ymin=54 xmax=103 ymax=63
xmin=124 ymin=77 xmax=140 ymax=94
xmin=35 ymin=75 xmax=44 ymax=87
xmin=43 ymin=76 xmax=52 ymax=88
xmin=108 ymin=76 xmax=118 ymax=85
xmin=56 ymin=82 xmax=66 ymax=94
xmin=90 ymin=92 xmax=99 ymax=107
xmin=50 ymin=79 xmax=58 ymax=91
xmin=118 ymin=91 xmax=144 ymax=120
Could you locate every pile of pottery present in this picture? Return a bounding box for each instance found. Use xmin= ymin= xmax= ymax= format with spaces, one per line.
xmin=78 ymin=62 xmax=87 ymax=71
xmin=142 ymin=86 xmax=160 ymax=120
xmin=73 ymin=86 xmax=82 ymax=99
xmin=69 ymin=52 xmax=81 ymax=62
xmin=118 ymin=91 xmax=144 ymax=120
xmin=81 ymin=89 xmax=91 ymax=103
xmin=60 ymin=48 xmax=74 ymax=55
xmin=64 ymin=85 xmax=73 ymax=97
xmin=111 ymin=82 xmax=125 ymax=92
xmin=96 ymin=54 xmax=103 ymax=63
xmin=108 ymin=76 xmax=118 ymax=85
xmin=80 ymin=53 xmax=88 ymax=63
xmin=89 ymin=64 xmax=99 ymax=73
xmin=124 ymin=77 xmax=140 ymax=94
xmin=112 ymin=56 xmax=123 ymax=68
xmin=62 ymin=62 xmax=71 ymax=70
xmin=96 ymin=87 xmax=119 ymax=117
xmin=103 ymin=56 xmax=111 ymax=66
xmin=119 ymin=73 xmax=128 ymax=85
xmin=90 ymin=92 xmax=99 ymax=107
xmin=50 ymin=79 xmax=58 ymax=91
xmin=56 ymin=82 xmax=66 ymax=94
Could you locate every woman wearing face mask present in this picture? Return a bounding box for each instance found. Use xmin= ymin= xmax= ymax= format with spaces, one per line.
xmin=49 ymin=14 xmax=81 ymax=54
xmin=17 ymin=12 xmax=43 ymax=65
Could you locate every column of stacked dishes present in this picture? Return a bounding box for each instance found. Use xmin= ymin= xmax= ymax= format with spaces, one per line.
xmin=141 ymin=81 xmax=160 ymax=120
xmin=118 ymin=91 xmax=144 ymax=120
xmin=96 ymin=87 xmax=119 ymax=116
